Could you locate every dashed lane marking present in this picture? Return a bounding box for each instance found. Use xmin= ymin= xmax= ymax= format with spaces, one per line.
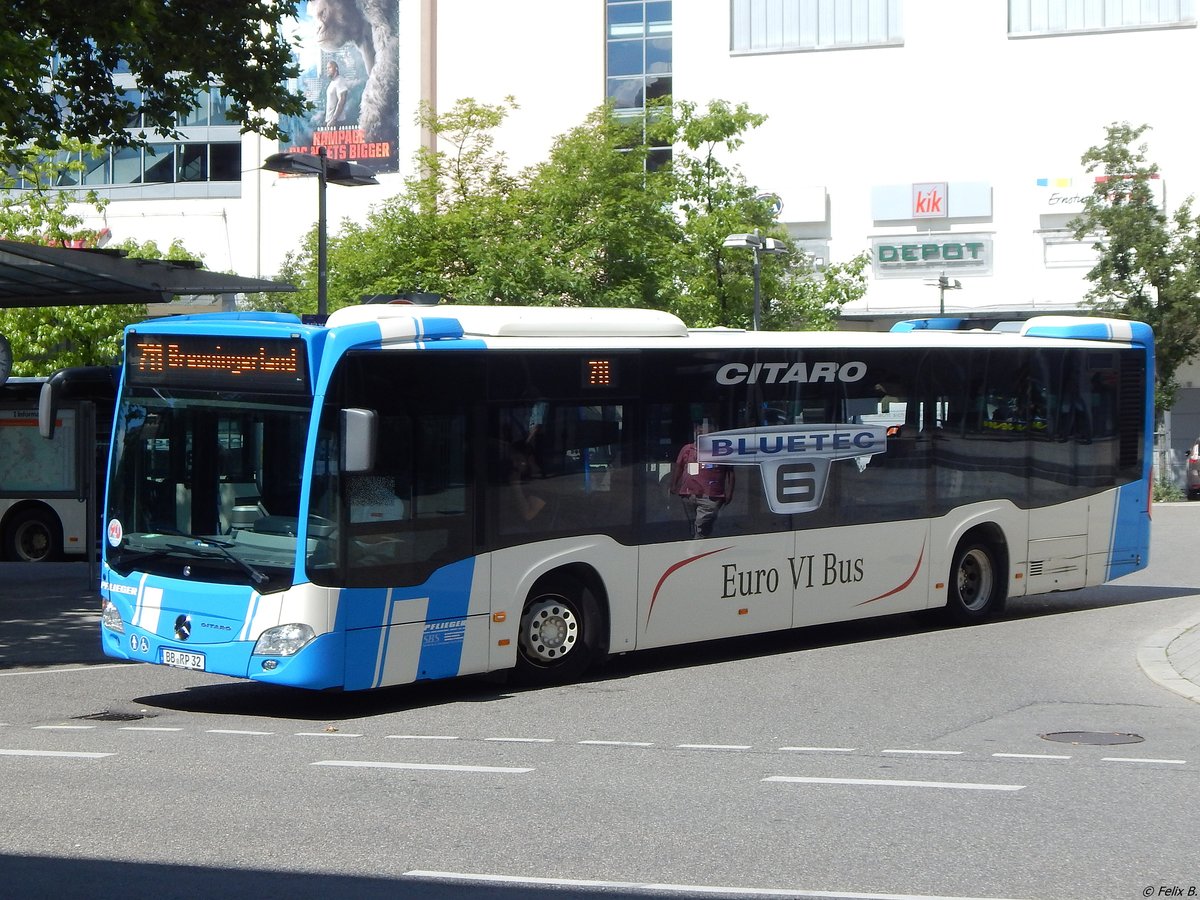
xmin=764 ymin=776 xmax=1024 ymax=792
xmin=0 ymin=748 xmax=114 ymax=759
xmin=314 ymin=760 xmax=533 ymax=774
xmin=993 ymin=753 xmax=1071 ymax=760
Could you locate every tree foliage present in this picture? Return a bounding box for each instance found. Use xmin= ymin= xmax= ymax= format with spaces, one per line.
xmin=1071 ymin=122 xmax=1200 ymax=414
xmin=0 ymin=0 xmax=304 ymax=165
xmin=0 ymin=148 xmax=203 ymax=374
xmin=272 ymin=97 xmax=868 ymax=329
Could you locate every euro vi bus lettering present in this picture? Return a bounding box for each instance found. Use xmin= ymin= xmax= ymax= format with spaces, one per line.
xmin=721 ymin=553 xmax=865 ymax=599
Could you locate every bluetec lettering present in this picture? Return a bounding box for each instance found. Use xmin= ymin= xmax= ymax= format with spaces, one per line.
xmin=709 ymin=431 xmax=881 ymax=458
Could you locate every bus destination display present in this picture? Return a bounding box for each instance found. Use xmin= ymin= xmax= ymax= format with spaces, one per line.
xmin=127 ymin=335 xmax=309 ymax=392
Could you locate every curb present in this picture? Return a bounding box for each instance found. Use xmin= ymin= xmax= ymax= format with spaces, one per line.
xmin=1137 ymin=614 xmax=1200 ymax=704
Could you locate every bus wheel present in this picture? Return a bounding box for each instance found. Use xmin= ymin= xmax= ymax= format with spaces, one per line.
xmin=946 ymin=540 xmax=1005 ymax=625
xmin=515 ymin=576 xmax=599 ymax=685
xmin=4 ymin=509 xmax=63 ymax=563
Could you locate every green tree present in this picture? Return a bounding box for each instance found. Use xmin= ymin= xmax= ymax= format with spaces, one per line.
xmin=0 ymin=1 xmax=304 ymax=166
xmin=656 ymin=99 xmax=867 ymax=330
xmin=274 ymin=96 xmax=868 ymax=328
xmin=1071 ymin=122 xmax=1200 ymax=414
xmin=515 ymin=104 xmax=680 ymax=308
xmin=0 ymin=148 xmax=203 ymax=373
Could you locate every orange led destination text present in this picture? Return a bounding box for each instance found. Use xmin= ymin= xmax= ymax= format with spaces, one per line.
xmin=136 ymin=342 xmax=300 ymax=376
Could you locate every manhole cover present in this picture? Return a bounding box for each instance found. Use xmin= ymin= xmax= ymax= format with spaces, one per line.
xmin=73 ymin=711 xmax=147 ymax=722
xmin=1040 ymin=731 xmax=1144 ymax=745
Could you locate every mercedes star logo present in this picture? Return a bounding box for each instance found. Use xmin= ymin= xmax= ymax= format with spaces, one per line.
xmin=174 ymin=615 xmax=192 ymax=641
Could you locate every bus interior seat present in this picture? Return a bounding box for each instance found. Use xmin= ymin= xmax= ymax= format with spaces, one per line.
xmin=220 ymin=482 xmax=267 ymax=533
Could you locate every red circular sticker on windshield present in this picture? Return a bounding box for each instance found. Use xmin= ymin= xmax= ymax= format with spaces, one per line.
xmin=107 ymin=519 xmax=123 ymax=547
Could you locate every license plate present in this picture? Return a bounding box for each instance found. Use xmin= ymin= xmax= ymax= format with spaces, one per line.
xmin=161 ymin=648 xmax=206 ymax=671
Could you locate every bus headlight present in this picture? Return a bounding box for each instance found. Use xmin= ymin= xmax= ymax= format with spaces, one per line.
xmin=252 ymin=623 xmax=316 ymax=657
xmin=101 ymin=599 xmax=125 ymax=633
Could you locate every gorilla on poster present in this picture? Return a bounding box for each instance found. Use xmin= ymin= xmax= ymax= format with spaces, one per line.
xmin=279 ymin=0 xmax=400 ymax=174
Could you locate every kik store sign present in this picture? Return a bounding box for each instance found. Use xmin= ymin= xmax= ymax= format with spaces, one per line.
xmin=871 ymin=233 xmax=993 ymax=279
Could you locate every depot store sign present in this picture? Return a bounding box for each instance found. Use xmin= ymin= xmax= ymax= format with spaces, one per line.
xmin=871 ymin=233 xmax=993 ymax=278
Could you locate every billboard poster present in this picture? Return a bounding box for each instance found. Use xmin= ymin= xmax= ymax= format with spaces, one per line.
xmin=279 ymin=0 xmax=400 ymax=174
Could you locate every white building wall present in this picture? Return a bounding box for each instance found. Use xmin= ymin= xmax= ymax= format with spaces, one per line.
xmin=677 ymin=0 xmax=1200 ymax=320
xmin=66 ymin=0 xmax=1199 ymax=321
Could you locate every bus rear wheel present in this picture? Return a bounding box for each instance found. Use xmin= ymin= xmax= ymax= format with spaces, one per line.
xmin=515 ymin=576 xmax=599 ymax=685
xmin=946 ymin=540 xmax=1005 ymax=625
xmin=4 ymin=509 xmax=63 ymax=562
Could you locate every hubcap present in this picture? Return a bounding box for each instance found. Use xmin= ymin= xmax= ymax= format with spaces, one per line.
xmin=520 ymin=597 xmax=579 ymax=664
xmin=17 ymin=523 xmax=49 ymax=561
xmin=958 ymin=549 xmax=994 ymax=611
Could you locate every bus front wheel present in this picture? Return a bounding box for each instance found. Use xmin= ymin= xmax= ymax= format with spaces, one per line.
xmin=515 ymin=576 xmax=600 ymax=685
xmin=946 ymin=540 xmax=1006 ymax=625
xmin=4 ymin=509 xmax=63 ymax=562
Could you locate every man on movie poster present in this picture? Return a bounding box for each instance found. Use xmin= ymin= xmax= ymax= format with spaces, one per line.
xmin=279 ymin=0 xmax=400 ymax=174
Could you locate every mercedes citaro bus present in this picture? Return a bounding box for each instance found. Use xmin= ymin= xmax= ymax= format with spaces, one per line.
xmin=93 ymin=305 xmax=1152 ymax=689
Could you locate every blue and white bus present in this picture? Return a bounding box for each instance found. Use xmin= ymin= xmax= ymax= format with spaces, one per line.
xmin=97 ymin=305 xmax=1153 ymax=689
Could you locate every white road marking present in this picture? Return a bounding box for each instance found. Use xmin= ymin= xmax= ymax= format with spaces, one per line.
xmin=764 ymin=776 xmax=1024 ymax=792
xmin=779 ymin=746 xmax=857 ymax=753
xmin=294 ymin=732 xmax=363 ymax=738
xmin=120 ymin=726 xmax=182 ymax=732
xmin=579 ymin=740 xmax=655 ymax=747
xmin=0 ymin=748 xmax=114 ymax=759
xmin=314 ymin=760 xmax=533 ymax=774
xmin=33 ymin=725 xmax=95 ymax=730
xmin=207 ymin=729 xmax=275 ymax=736
xmin=992 ymin=753 xmax=1071 ymax=760
xmin=485 ymin=737 xmax=555 ymax=743
xmin=1101 ymin=756 xmax=1186 ymax=765
xmin=881 ymin=749 xmax=964 ymax=756
xmin=0 ymin=664 xmax=132 ymax=677
xmin=386 ymin=734 xmax=459 ymax=740
xmin=404 ymin=870 xmax=1034 ymax=899
xmin=678 ymin=743 xmax=752 ymax=750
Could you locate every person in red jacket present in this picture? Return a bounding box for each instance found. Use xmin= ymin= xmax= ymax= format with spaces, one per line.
xmin=669 ymin=421 xmax=734 ymax=539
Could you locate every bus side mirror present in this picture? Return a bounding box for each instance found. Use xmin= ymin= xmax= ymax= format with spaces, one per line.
xmin=39 ymin=377 xmax=61 ymax=439
xmin=340 ymin=408 xmax=377 ymax=473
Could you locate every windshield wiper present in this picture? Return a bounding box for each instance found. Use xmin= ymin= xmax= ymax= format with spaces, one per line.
xmin=164 ymin=537 xmax=270 ymax=586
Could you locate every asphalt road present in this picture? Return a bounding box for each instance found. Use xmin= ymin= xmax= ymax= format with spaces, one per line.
xmin=1 ymin=508 xmax=1199 ymax=900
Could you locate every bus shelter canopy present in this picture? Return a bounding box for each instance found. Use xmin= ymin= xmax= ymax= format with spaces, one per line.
xmin=0 ymin=239 xmax=294 ymax=308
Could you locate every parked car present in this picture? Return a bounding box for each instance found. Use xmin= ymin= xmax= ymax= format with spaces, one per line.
xmin=1188 ymin=438 xmax=1200 ymax=500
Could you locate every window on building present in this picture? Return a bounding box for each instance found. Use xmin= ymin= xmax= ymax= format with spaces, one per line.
xmin=111 ymin=146 xmax=142 ymax=184
xmin=20 ymin=86 xmax=244 ymax=196
xmin=1009 ymin=0 xmax=1195 ymax=35
xmin=607 ymin=1 xmax=673 ymax=112
xmin=209 ymin=143 xmax=241 ymax=181
xmin=180 ymin=89 xmax=210 ymax=127
xmin=176 ymin=144 xmax=208 ymax=182
xmin=731 ymin=0 xmax=903 ymax=53
xmin=209 ymin=87 xmax=234 ymax=125
xmin=143 ymin=144 xmax=177 ymax=184
xmin=607 ymin=1 xmax=673 ymax=168
xmin=81 ymin=149 xmax=110 ymax=186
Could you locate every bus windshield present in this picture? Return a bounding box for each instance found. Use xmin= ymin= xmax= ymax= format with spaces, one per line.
xmin=104 ymin=388 xmax=316 ymax=592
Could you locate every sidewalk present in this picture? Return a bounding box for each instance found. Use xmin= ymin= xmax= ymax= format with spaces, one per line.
xmin=0 ymin=561 xmax=105 ymax=669
xmin=1137 ymin=612 xmax=1200 ymax=704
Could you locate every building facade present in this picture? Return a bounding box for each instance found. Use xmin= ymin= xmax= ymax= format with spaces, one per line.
xmin=57 ymin=0 xmax=1200 ymax=459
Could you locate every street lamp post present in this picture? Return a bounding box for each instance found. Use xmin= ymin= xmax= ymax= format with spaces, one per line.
xmin=261 ymin=146 xmax=379 ymax=319
xmin=930 ymin=271 xmax=962 ymax=315
xmin=722 ymin=229 xmax=788 ymax=330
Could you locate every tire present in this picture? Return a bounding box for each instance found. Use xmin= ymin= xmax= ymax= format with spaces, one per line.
xmin=945 ymin=540 xmax=1005 ymax=625
xmin=4 ymin=509 xmax=63 ymax=562
xmin=514 ymin=575 xmax=601 ymax=685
